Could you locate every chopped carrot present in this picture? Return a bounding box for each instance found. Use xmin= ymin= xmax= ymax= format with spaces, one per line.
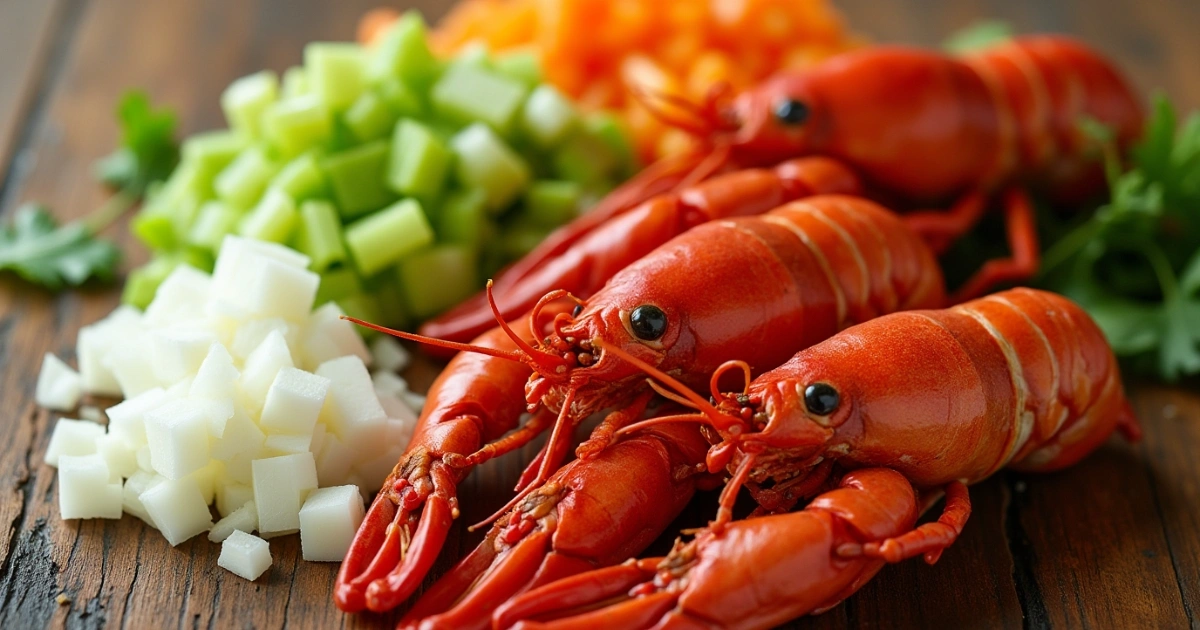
xmin=361 ymin=0 xmax=862 ymax=163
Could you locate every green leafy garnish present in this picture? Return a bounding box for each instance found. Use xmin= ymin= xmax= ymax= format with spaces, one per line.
xmin=1038 ymin=94 xmax=1200 ymax=381
xmin=94 ymin=91 xmax=180 ymax=195
xmin=943 ymin=20 xmax=1013 ymax=54
xmin=0 ymin=205 xmax=120 ymax=289
xmin=0 ymin=90 xmax=177 ymax=291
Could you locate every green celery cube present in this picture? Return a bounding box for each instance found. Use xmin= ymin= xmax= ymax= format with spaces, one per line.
xmin=305 ymin=43 xmax=367 ymax=111
xmin=436 ymin=188 xmax=489 ymax=248
xmin=335 ymin=293 xmax=384 ymax=337
xmin=450 ymin=124 xmax=531 ymax=212
xmin=344 ymin=198 xmax=433 ymax=276
xmin=446 ymin=43 xmax=491 ymax=73
xmin=585 ymin=113 xmax=637 ymax=175
xmin=524 ymin=180 xmax=581 ymax=228
xmin=316 ymin=266 xmax=362 ymax=304
xmin=396 ymin=245 xmax=479 ymax=320
xmin=552 ymin=131 xmax=619 ymax=189
xmin=321 ymin=140 xmax=395 ymax=218
xmin=493 ymin=51 xmax=542 ymax=87
xmin=182 ymin=130 xmax=249 ymax=188
xmin=387 ymin=119 xmax=452 ymax=202
xmin=268 ymin=152 xmax=327 ymax=201
xmin=498 ymin=221 xmax=551 ymax=261
xmin=238 ymin=188 xmax=298 ymax=243
xmin=262 ymin=95 xmax=333 ymax=158
xmin=144 ymin=162 xmax=207 ymax=212
xmin=282 ymin=66 xmax=309 ymax=98
xmin=520 ymin=85 xmax=579 ymax=148
xmin=431 ymin=66 xmax=528 ymax=135
xmin=344 ymin=92 xmax=397 ymax=142
xmin=294 ymin=200 xmax=347 ymax=271
xmin=365 ymin=276 xmax=411 ymax=331
xmin=187 ymin=201 xmax=241 ymax=251
xmin=367 ymin=11 xmax=439 ymax=87
xmin=214 ymin=147 xmax=278 ymax=210
xmin=122 ymin=256 xmax=178 ymax=309
xmin=221 ymin=71 xmax=278 ymax=139
xmin=376 ymin=78 xmax=424 ymax=117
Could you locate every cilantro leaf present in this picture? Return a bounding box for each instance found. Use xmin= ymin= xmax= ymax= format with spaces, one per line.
xmin=942 ymin=20 xmax=1013 ymax=54
xmin=94 ymin=91 xmax=179 ymax=195
xmin=0 ymin=205 xmax=120 ymax=289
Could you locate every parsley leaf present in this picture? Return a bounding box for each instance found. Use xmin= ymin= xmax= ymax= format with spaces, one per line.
xmin=0 ymin=205 xmax=120 ymax=289
xmin=94 ymin=91 xmax=180 ymax=195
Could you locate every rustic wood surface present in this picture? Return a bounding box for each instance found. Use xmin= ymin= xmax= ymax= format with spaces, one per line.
xmin=0 ymin=0 xmax=1197 ymax=628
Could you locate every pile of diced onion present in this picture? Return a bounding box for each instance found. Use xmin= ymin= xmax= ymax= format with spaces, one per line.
xmin=37 ymin=236 xmax=420 ymax=581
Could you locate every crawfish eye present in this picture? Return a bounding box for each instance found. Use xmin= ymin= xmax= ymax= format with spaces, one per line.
xmin=774 ymin=98 xmax=809 ymax=126
xmin=629 ymin=305 xmax=667 ymax=341
xmin=803 ymin=383 xmax=839 ymax=416
xmin=572 ymin=304 xmax=583 ymax=317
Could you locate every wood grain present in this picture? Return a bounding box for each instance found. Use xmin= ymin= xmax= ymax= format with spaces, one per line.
xmin=0 ymin=1 xmax=1197 ymax=629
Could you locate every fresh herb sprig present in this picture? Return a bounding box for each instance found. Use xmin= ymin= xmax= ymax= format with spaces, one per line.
xmin=0 ymin=91 xmax=178 ymax=290
xmin=1038 ymin=95 xmax=1200 ymax=381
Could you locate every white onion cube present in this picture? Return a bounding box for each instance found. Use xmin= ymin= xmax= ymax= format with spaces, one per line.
xmin=104 ymin=339 xmax=163 ymax=398
xmin=260 ymin=367 xmax=330 ymax=435
xmin=190 ymin=343 xmax=240 ymax=404
xmin=36 ymin=353 xmax=82 ymax=411
xmin=150 ymin=327 xmax=217 ymax=383
xmin=44 ymin=418 xmax=104 ymax=466
xmin=231 ymin=318 xmax=295 ymax=361
xmin=355 ymin=453 xmax=399 ymax=490
xmin=211 ymin=407 xmax=265 ymax=462
xmin=144 ymin=399 xmax=211 ymax=479
xmin=107 ymin=387 xmax=170 ymax=446
xmin=252 ymin=453 xmax=318 ymax=534
xmin=378 ymin=393 xmax=417 ymax=426
xmin=264 ymin=434 xmax=313 ymax=455
xmin=143 ymin=264 xmax=211 ymax=327
xmin=316 ymin=356 xmax=387 ymax=453
xmin=95 ymin=434 xmax=138 ymax=480
xmin=218 ymin=530 xmax=272 ymax=581
xmin=298 ymin=485 xmax=366 ymax=561
xmin=371 ymin=371 xmax=409 ymax=399
xmin=240 ymin=330 xmax=294 ymax=410
xmin=369 ymin=336 xmax=410 ymax=373
xmin=77 ymin=306 xmax=142 ymax=396
xmin=217 ymin=481 xmax=255 ymax=517
xmin=210 ymin=236 xmax=317 ymax=322
xmin=315 ymin=434 xmax=355 ymax=488
xmin=140 ymin=478 xmax=213 ymax=545
xmin=209 ymin=499 xmax=258 ymax=543
xmin=189 ymin=460 xmax=224 ymax=504
xmin=58 ymin=454 xmax=122 ymax=519
xmin=123 ymin=470 xmax=165 ymax=528
xmin=298 ymin=302 xmax=371 ymax=371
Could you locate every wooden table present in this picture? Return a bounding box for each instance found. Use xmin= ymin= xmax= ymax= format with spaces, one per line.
xmin=1 ymin=0 xmax=1197 ymax=628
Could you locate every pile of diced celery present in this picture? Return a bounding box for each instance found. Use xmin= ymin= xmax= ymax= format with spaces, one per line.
xmin=125 ymin=11 xmax=636 ymax=330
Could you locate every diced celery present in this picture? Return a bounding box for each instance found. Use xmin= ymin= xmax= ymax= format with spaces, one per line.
xmin=552 ymin=131 xmax=618 ymax=189
xmin=493 ymin=50 xmax=542 ymax=87
xmin=524 ymin=180 xmax=582 ymax=228
xmin=446 ymin=43 xmax=491 ymax=73
xmin=366 ymin=277 xmax=411 ymax=330
xmin=221 ymin=71 xmax=278 ymax=139
xmin=262 ymin=95 xmax=333 ymax=158
xmin=344 ymin=199 xmax=433 ymax=276
xmin=520 ymin=85 xmax=579 ymax=148
xmin=123 ymin=256 xmax=178 ymax=309
xmin=214 ymin=147 xmax=278 ymax=210
xmin=585 ymin=113 xmax=638 ymax=175
xmin=431 ymin=66 xmax=528 ymax=135
xmin=436 ymin=188 xmax=489 ymax=249
xmin=396 ymin=246 xmax=479 ymax=320
xmin=344 ymin=92 xmax=397 ymax=142
xmin=182 ymin=131 xmax=249 ymax=188
xmin=293 ymin=200 xmax=346 ymax=272
xmin=238 ymin=189 xmax=297 ymax=243
xmin=132 ymin=194 xmax=201 ymax=251
xmin=387 ymin=119 xmax=451 ymax=202
xmin=268 ymin=152 xmax=327 ymax=201
xmin=315 ymin=266 xmax=362 ymax=304
xmin=187 ymin=201 xmax=241 ymax=251
xmin=305 ymin=43 xmax=367 ymax=112
xmin=375 ymin=78 xmax=423 ymax=118
xmin=335 ymin=293 xmax=384 ymax=337
xmin=144 ymin=162 xmax=207 ymax=213
xmin=282 ymin=66 xmax=309 ymax=98
xmin=498 ymin=221 xmax=551 ymax=261
xmin=321 ymin=140 xmax=395 ymax=218
xmin=367 ymin=11 xmax=439 ymax=87
xmin=450 ymin=124 xmax=531 ymax=213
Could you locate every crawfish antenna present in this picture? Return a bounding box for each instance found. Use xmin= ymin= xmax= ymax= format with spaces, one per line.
xmin=595 ymin=340 xmax=742 ymax=432
xmin=341 ymin=316 xmax=525 ymax=363
xmin=484 ymin=280 xmax=571 ymax=374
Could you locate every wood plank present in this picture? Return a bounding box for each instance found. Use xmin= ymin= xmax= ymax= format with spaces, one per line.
xmin=0 ymin=0 xmax=70 ymax=186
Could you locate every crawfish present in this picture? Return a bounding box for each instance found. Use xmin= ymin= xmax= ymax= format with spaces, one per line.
xmin=344 ymin=194 xmax=945 ymax=611
xmin=501 ymin=288 xmax=1141 ymax=629
xmin=424 ymin=35 xmax=1143 ymax=342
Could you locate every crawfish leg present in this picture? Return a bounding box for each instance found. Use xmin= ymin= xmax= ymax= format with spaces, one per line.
xmin=574 ymin=390 xmax=654 ymax=459
xmin=950 ymin=188 xmax=1041 ymax=302
xmin=445 ymin=407 xmax=557 ymax=468
xmin=902 ymin=191 xmax=988 ymax=255
xmin=850 ymin=480 xmax=972 ymax=565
